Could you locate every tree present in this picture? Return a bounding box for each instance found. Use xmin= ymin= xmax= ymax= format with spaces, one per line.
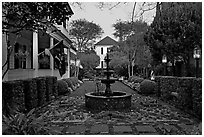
xmin=144 ymin=2 xmax=202 ymax=76
xmin=77 ymin=50 xmax=100 ymax=78
xmin=112 ymin=20 xmax=150 ymax=77
xmin=109 ymin=51 xmax=129 ymax=77
xmin=69 ymin=19 xmax=104 ymax=52
xmin=2 ymin=2 xmax=74 ymax=79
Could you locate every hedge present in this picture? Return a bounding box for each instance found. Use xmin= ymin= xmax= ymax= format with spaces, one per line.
xmin=22 ymin=78 xmax=38 ymax=112
xmin=139 ymin=79 xmax=156 ymax=95
xmin=53 ymin=76 xmax=58 ymax=97
xmin=34 ymin=77 xmax=47 ymax=107
xmin=155 ymin=76 xmax=202 ymax=120
xmin=2 ymin=80 xmax=26 ymax=115
xmin=192 ymin=78 xmax=202 ymax=119
xmin=57 ymin=80 xmax=71 ymax=95
xmin=62 ymin=78 xmax=74 ymax=90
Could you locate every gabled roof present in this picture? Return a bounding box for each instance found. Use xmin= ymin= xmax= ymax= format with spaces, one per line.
xmin=95 ymin=36 xmax=118 ymax=46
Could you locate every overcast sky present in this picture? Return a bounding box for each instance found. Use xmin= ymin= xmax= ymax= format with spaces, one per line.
xmin=69 ymin=2 xmax=156 ymax=41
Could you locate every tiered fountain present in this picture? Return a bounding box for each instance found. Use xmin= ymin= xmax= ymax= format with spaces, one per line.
xmin=85 ymin=52 xmax=132 ymax=110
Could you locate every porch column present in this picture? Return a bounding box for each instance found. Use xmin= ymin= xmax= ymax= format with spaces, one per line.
xmin=50 ymin=37 xmax=54 ymax=76
xmin=2 ymin=33 xmax=8 ymax=81
xmin=33 ymin=31 xmax=38 ymax=77
xmin=67 ymin=48 xmax=70 ymax=78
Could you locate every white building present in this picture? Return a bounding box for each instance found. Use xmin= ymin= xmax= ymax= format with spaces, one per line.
xmin=2 ymin=3 xmax=77 ymax=81
xmin=94 ymin=36 xmax=118 ymax=69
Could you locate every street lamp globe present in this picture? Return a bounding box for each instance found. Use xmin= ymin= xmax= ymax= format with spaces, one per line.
xmin=193 ymin=46 xmax=201 ymax=59
xmin=162 ymin=54 xmax=167 ymax=63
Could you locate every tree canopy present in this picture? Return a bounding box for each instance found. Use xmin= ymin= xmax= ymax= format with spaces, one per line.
xmin=2 ymin=2 xmax=73 ymax=34
xmin=112 ymin=20 xmax=152 ymax=76
xmin=77 ymin=50 xmax=100 ymax=78
xmin=69 ymin=19 xmax=104 ymax=52
xmin=144 ymin=2 xmax=202 ymax=67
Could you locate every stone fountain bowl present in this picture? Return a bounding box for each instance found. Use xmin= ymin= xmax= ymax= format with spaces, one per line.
xmin=85 ymin=91 xmax=132 ymax=110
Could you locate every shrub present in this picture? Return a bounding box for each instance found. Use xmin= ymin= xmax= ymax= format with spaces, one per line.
xmin=35 ymin=77 xmax=46 ymax=107
xmin=62 ymin=78 xmax=74 ymax=91
xmin=2 ymin=80 xmax=25 ymax=116
xmin=70 ymin=77 xmax=79 ymax=86
xmin=52 ymin=77 xmax=58 ymax=97
xmin=44 ymin=76 xmax=55 ymax=102
xmin=2 ymin=109 xmax=49 ymax=135
xmin=139 ymin=79 xmax=157 ymax=95
xmin=57 ymin=80 xmax=71 ymax=95
xmin=192 ymin=78 xmax=202 ymax=119
xmin=22 ymin=78 xmax=38 ymax=112
xmin=132 ymin=76 xmax=144 ymax=83
xmin=128 ymin=76 xmax=135 ymax=82
xmin=128 ymin=76 xmax=144 ymax=83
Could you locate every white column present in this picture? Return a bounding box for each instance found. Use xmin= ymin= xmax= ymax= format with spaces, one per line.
xmin=33 ymin=31 xmax=38 ymax=78
xmin=2 ymin=33 xmax=8 ymax=81
xmin=50 ymin=37 xmax=54 ymax=76
xmin=67 ymin=48 xmax=70 ymax=78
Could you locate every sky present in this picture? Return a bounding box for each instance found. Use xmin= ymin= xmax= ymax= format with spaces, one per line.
xmin=69 ymin=2 xmax=156 ymax=41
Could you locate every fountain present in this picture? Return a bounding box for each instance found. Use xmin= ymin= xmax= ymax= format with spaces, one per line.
xmin=85 ymin=51 xmax=132 ymax=110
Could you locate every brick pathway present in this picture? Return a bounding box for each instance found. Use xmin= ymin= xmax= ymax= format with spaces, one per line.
xmin=34 ymin=81 xmax=201 ymax=135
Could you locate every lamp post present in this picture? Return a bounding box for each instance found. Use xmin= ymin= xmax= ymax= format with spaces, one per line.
xmin=193 ymin=46 xmax=201 ymax=78
xmin=162 ymin=54 xmax=167 ymax=76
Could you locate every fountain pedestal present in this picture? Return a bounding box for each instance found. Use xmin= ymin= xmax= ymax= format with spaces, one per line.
xmin=85 ymin=51 xmax=132 ymax=110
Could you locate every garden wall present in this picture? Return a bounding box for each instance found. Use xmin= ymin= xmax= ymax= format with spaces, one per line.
xmin=154 ymin=76 xmax=202 ymax=120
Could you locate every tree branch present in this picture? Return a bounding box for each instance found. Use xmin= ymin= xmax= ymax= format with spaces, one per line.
xmin=109 ymin=2 xmax=121 ymax=10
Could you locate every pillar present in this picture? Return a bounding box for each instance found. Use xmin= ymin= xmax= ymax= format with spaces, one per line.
xmin=33 ymin=31 xmax=38 ymax=77
xmin=67 ymin=48 xmax=70 ymax=78
xmin=50 ymin=37 xmax=54 ymax=76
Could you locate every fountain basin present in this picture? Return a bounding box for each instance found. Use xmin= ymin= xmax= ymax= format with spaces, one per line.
xmin=85 ymin=91 xmax=132 ymax=110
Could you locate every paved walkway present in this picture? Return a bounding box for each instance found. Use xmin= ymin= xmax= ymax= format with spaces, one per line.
xmin=35 ymin=81 xmax=201 ymax=135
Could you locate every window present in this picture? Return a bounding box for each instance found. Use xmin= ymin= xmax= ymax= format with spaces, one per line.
xmin=101 ymin=47 xmax=103 ymax=54
xmin=14 ymin=43 xmax=27 ymax=69
xmin=38 ymin=31 xmax=50 ymax=69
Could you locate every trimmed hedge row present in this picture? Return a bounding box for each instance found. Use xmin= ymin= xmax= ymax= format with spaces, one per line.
xmin=2 ymin=76 xmax=83 ymax=116
xmin=155 ymin=76 xmax=202 ymax=120
xmin=2 ymin=76 xmax=58 ymax=115
xmin=2 ymin=80 xmax=26 ymax=115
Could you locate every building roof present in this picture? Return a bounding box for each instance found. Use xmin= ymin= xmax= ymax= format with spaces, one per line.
xmin=95 ymin=36 xmax=118 ymax=46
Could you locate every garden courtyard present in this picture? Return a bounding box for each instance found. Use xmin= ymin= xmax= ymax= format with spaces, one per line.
xmin=24 ymin=80 xmax=201 ymax=135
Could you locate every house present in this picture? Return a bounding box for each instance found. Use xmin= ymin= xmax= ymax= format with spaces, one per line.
xmin=94 ymin=36 xmax=118 ymax=69
xmin=2 ymin=3 xmax=78 ymax=81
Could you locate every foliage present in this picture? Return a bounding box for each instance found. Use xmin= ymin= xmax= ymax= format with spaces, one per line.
xmin=35 ymin=77 xmax=47 ymax=107
xmin=2 ymin=80 xmax=25 ymax=117
xmin=2 ymin=2 xmax=73 ymax=34
xmin=113 ymin=20 xmax=148 ymax=42
xmin=140 ymin=79 xmax=157 ymax=94
xmin=109 ymin=51 xmax=129 ymax=77
xmin=69 ymin=19 xmax=104 ymax=52
xmin=78 ymin=50 xmax=100 ymax=78
xmin=128 ymin=76 xmax=144 ymax=83
xmin=2 ymin=109 xmax=49 ymax=135
xmin=112 ymin=20 xmax=152 ymax=77
xmin=62 ymin=78 xmax=74 ymax=91
xmin=144 ymin=2 xmax=202 ymax=71
xmin=57 ymin=80 xmax=70 ymax=95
